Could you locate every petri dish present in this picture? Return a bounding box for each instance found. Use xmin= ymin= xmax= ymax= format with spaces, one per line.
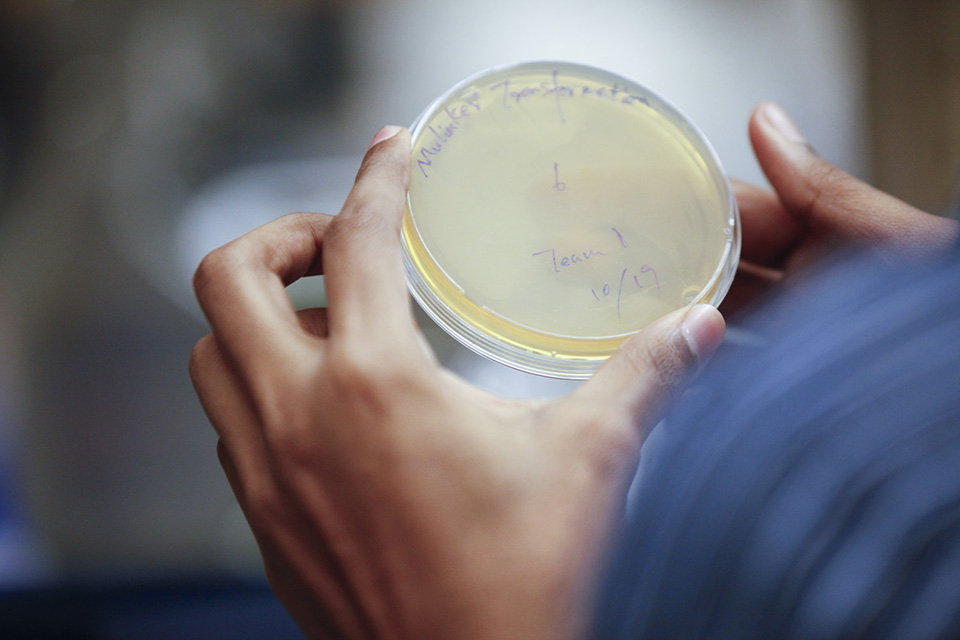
xmin=402 ymin=61 xmax=739 ymax=379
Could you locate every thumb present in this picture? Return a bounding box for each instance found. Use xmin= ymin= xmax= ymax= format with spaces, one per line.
xmin=574 ymin=304 xmax=725 ymax=434
xmin=749 ymin=101 xmax=957 ymax=256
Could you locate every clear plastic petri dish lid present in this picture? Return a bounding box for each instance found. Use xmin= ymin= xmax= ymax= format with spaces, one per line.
xmin=402 ymin=61 xmax=740 ymax=379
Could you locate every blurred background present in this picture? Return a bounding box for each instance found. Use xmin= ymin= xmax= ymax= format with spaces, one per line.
xmin=0 ymin=0 xmax=957 ymax=636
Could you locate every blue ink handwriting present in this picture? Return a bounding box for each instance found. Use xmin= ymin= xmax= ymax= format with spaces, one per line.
xmin=553 ymin=162 xmax=566 ymax=191
xmin=529 ymin=227 xmax=661 ymax=317
xmin=532 ymin=247 xmax=608 ymax=273
xmin=414 ymin=70 xmax=650 ymax=177
xmin=416 ymin=91 xmax=481 ymax=178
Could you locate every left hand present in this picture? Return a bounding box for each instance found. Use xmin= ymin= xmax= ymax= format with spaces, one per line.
xmin=722 ymin=102 xmax=959 ymax=315
xmin=189 ymin=125 xmax=725 ymax=640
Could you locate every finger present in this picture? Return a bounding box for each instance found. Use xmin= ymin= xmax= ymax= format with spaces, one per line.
xmin=193 ymin=212 xmax=334 ymax=382
xmin=189 ymin=334 xmax=274 ymax=484
xmin=193 ymin=334 xmax=376 ymax=638
xmin=217 ymin=439 xmax=374 ymax=640
xmin=750 ymin=102 xmax=959 ymax=256
xmin=574 ymin=304 xmax=726 ymax=434
xmin=732 ymin=178 xmax=804 ymax=266
xmin=322 ymin=126 xmax=417 ymax=341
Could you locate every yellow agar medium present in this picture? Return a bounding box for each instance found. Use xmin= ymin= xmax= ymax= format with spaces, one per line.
xmin=402 ymin=61 xmax=739 ymax=379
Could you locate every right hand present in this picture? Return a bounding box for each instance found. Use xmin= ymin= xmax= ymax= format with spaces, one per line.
xmin=723 ymin=101 xmax=959 ymax=314
xmin=189 ymin=126 xmax=725 ymax=640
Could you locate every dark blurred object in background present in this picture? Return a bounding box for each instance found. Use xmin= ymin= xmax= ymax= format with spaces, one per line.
xmin=0 ymin=0 xmax=355 ymax=623
xmin=0 ymin=7 xmax=47 ymax=208
xmin=0 ymin=578 xmax=304 ymax=639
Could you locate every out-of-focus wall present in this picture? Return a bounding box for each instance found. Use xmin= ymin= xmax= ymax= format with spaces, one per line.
xmin=0 ymin=0 xmax=356 ymax=580
xmin=342 ymin=0 xmax=867 ymax=186
xmin=864 ymin=0 xmax=960 ymax=215
xmin=0 ymin=0 xmax=873 ymax=581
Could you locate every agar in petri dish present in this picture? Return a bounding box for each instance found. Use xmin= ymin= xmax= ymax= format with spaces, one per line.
xmin=402 ymin=61 xmax=739 ymax=379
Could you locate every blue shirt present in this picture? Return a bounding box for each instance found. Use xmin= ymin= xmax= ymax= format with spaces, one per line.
xmin=594 ymin=247 xmax=960 ymax=639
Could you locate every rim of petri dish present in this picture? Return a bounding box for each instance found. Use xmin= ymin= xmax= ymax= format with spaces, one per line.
xmin=402 ymin=60 xmax=740 ymax=379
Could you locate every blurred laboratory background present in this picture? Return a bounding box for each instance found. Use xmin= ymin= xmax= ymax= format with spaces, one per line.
xmin=0 ymin=0 xmax=958 ymax=636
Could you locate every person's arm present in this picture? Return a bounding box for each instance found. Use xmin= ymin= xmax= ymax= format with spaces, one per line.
xmin=188 ymin=126 xmax=725 ymax=640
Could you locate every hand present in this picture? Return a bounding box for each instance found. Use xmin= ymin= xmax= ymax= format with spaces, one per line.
xmin=188 ymin=126 xmax=726 ymax=640
xmin=723 ymin=102 xmax=959 ymax=314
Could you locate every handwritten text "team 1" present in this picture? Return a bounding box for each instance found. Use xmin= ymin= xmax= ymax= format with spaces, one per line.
xmin=531 ymin=228 xmax=661 ymax=318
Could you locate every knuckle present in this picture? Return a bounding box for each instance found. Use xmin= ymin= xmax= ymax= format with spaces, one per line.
xmin=188 ymin=334 xmax=217 ymax=382
xmin=356 ymin=140 xmax=409 ymax=187
xmin=243 ymin=478 xmax=284 ymax=524
xmin=257 ymin=394 xmax=298 ymax=439
xmin=270 ymin=212 xmax=330 ymax=262
xmin=217 ymin=446 xmax=279 ymax=523
xmin=334 ymin=199 xmax=398 ymax=241
xmin=192 ymin=244 xmax=241 ymax=300
xmin=256 ymin=382 xmax=315 ymax=452
xmin=266 ymin=420 xmax=317 ymax=467
xmin=800 ymin=159 xmax=852 ymax=222
xmin=321 ymin=211 xmax=356 ymax=250
xmin=229 ymin=364 xmax=326 ymax=469
xmin=808 ymin=156 xmax=843 ymax=187
xmin=325 ymin=343 xmax=412 ymax=417
xmin=634 ymin=335 xmax=694 ymax=396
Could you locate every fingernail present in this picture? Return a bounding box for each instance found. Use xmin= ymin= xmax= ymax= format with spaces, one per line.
xmin=368 ymin=125 xmax=403 ymax=149
xmin=761 ymin=102 xmax=805 ymax=144
xmin=681 ymin=304 xmax=725 ymax=364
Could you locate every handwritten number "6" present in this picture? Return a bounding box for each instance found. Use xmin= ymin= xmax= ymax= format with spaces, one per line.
xmin=553 ymin=163 xmax=566 ymax=192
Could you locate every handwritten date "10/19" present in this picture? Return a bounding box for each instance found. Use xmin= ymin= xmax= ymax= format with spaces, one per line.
xmin=591 ymin=266 xmax=661 ymax=318
xmin=591 ymin=265 xmax=660 ymax=301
